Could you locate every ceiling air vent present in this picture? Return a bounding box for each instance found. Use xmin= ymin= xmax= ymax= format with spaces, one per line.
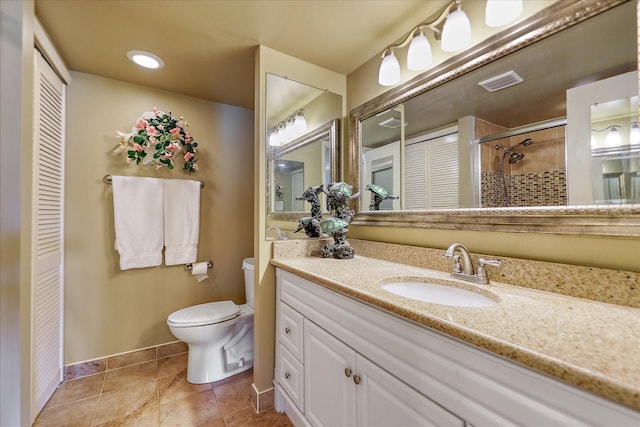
xmin=478 ymin=70 xmax=523 ymax=92
xmin=378 ymin=117 xmax=404 ymax=128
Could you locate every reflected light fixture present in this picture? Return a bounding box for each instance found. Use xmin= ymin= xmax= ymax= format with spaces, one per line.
xmin=630 ymin=122 xmax=640 ymax=145
xmin=127 ymin=50 xmax=164 ymax=69
xmin=592 ymin=124 xmax=623 ymax=147
xmin=485 ymin=0 xmax=523 ymax=27
xmin=294 ymin=110 xmax=308 ymax=135
xmin=606 ymin=126 xmax=622 ymax=146
xmin=378 ymin=0 xmax=521 ymax=86
xmin=269 ymin=109 xmax=308 ymax=147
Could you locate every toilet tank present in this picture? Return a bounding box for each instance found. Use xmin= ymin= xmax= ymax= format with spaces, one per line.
xmin=242 ymin=258 xmax=254 ymax=308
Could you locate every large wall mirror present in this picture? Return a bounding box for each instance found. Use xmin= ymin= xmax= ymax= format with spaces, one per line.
xmin=266 ymin=73 xmax=342 ymax=225
xmin=350 ymin=0 xmax=640 ymax=237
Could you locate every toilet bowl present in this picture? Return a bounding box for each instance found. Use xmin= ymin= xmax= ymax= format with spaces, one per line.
xmin=167 ymin=257 xmax=255 ymax=384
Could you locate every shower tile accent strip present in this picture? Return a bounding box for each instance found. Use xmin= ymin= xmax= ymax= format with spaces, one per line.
xmin=64 ymin=341 xmax=188 ymax=380
xmin=481 ymin=170 xmax=567 ymax=207
xmin=272 ymin=239 xmax=639 ymax=309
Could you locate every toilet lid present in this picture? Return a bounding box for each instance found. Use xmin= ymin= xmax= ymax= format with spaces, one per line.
xmin=168 ymin=301 xmax=239 ymax=327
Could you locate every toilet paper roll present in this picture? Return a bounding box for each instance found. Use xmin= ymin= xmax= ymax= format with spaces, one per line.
xmin=191 ymin=262 xmax=209 ymax=282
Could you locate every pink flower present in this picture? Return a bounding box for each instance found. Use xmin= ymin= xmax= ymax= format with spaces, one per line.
xmin=157 ymin=125 xmax=164 ymax=131
xmin=167 ymin=143 xmax=179 ymax=152
xmin=146 ymin=126 xmax=159 ymax=137
xmin=169 ymin=128 xmax=181 ymax=138
xmin=149 ymin=136 xmax=157 ymax=144
xmin=184 ymin=131 xmax=191 ymax=143
xmin=162 ymin=152 xmax=173 ymax=159
xmin=193 ymin=163 xmax=199 ymax=171
xmin=153 ymin=107 xmax=160 ymax=117
xmin=133 ymin=143 xmax=144 ymax=152
xmin=134 ymin=118 xmax=148 ymax=130
xmin=184 ymin=152 xmax=194 ymax=162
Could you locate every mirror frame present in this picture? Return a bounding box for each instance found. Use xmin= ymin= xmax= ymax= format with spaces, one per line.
xmin=349 ymin=0 xmax=640 ymax=238
xmin=267 ymin=118 xmax=340 ymax=222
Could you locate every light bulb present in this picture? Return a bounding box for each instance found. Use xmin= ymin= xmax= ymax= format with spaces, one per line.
xmin=407 ymin=31 xmax=432 ymax=71
xmin=605 ymin=126 xmax=621 ymax=146
xmin=378 ymin=50 xmax=401 ymax=86
xmin=269 ymin=130 xmax=279 ymax=146
xmin=485 ymin=0 xmax=523 ymax=27
xmin=630 ymin=122 xmax=640 ymax=145
xmin=441 ymin=9 xmax=471 ymax=52
xmin=294 ymin=112 xmax=307 ymax=135
xmin=285 ymin=118 xmax=296 ymax=141
xmin=277 ymin=125 xmax=286 ymax=145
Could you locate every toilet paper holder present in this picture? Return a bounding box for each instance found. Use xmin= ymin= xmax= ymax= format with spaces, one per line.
xmin=184 ymin=261 xmax=213 ymax=271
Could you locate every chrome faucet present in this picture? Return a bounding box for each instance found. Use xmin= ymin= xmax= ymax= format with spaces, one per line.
xmin=267 ymin=225 xmax=288 ymax=240
xmin=444 ymin=243 xmax=501 ymax=285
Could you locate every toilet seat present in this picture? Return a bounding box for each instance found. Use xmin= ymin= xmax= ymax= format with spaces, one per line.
xmin=168 ymin=301 xmax=239 ymax=327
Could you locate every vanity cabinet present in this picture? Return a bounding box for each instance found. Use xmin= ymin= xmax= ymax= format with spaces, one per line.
xmin=274 ymin=268 xmax=639 ymax=427
xmin=304 ymin=319 xmax=463 ymax=427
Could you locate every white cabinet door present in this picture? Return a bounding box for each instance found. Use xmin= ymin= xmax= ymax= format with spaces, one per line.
xmin=304 ymin=319 xmax=356 ymax=427
xmin=356 ymin=354 xmax=464 ymax=427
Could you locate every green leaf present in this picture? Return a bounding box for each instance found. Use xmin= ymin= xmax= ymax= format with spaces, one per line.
xmin=140 ymin=152 xmax=147 ymax=158
xmin=132 ymin=135 xmax=143 ymax=144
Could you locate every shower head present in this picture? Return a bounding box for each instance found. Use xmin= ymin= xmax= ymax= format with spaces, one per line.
xmin=508 ymin=152 xmax=525 ymax=164
xmin=512 ymin=138 xmax=534 ymax=149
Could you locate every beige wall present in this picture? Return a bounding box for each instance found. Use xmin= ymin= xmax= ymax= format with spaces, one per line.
xmin=254 ymin=45 xmax=347 ymax=392
xmin=65 ymin=72 xmax=254 ymax=364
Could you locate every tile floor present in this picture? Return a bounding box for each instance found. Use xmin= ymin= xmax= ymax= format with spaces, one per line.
xmin=34 ymin=353 xmax=293 ymax=426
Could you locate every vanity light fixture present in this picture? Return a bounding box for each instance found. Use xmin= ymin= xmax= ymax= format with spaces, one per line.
xmin=485 ymin=0 xmax=523 ymax=27
xmin=630 ymin=122 xmax=640 ymax=145
xmin=378 ymin=0 xmax=522 ymax=86
xmin=127 ymin=50 xmax=164 ymax=69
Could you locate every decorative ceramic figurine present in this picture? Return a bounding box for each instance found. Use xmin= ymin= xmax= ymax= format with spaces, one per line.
xmin=293 ymin=185 xmax=324 ymax=238
xmin=320 ymin=182 xmax=360 ymax=259
xmin=365 ymin=184 xmax=399 ymax=210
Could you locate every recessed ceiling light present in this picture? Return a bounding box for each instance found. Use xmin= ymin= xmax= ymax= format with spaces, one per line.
xmin=126 ymin=50 xmax=164 ymax=69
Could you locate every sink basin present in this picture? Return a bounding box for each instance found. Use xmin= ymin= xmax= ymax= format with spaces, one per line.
xmin=381 ymin=280 xmax=497 ymax=307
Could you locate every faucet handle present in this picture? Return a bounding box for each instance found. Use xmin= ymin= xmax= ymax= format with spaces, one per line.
xmin=479 ymin=258 xmax=501 ymax=268
xmin=476 ymin=258 xmax=501 ymax=282
xmin=452 ymin=255 xmax=462 ymax=273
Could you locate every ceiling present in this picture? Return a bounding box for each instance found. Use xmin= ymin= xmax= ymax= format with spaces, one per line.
xmin=35 ymin=0 xmax=445 ymax=110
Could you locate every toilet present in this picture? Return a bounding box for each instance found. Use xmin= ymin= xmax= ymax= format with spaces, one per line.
xmin=167 ymin=258 xmax=255 ymax=384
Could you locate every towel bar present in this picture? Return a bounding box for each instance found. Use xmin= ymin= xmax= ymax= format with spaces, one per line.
xmin=184 ymin=261 xmax=213 ymax=271
xmin=103 ymin=174 xmax=204 ymax=189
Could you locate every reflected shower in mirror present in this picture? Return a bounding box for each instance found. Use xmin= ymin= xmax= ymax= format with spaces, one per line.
xmin=356 ymin=0 xmax=637 ymax=211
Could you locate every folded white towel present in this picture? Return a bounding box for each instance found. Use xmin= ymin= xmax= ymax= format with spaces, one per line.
xmin=163 ymin=179 xmax=200 ymax=265
xmin=112 ymin=176 xmax=164 ymax=270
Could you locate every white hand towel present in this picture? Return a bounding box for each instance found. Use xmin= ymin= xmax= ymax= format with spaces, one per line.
xmin=112 ymin=176 xmax=164 ymax=270
xmin=163 ymin=179 xmax=200 ymax=265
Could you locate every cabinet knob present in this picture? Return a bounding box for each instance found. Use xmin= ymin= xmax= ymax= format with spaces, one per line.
xmin=285 ymin=327 xmax=291 ymax=334
xmin=353 ymin=374 xmax=361 ymax=385
xmin=284 ymin=371 xmax=290 ymax=380
xmin=344 ymin=368 xmax=352 ymax=377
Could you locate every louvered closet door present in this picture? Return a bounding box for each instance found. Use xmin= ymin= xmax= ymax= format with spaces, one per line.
xmin=32 ymin=50 xmax=65 ymax=414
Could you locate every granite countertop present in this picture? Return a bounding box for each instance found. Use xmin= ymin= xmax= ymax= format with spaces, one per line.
xmin=271 ymin=255 xmax=640 ymax=412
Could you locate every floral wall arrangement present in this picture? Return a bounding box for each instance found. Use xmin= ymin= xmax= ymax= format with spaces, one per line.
xmin=116 ymin=107 xmax=199 ymax=172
